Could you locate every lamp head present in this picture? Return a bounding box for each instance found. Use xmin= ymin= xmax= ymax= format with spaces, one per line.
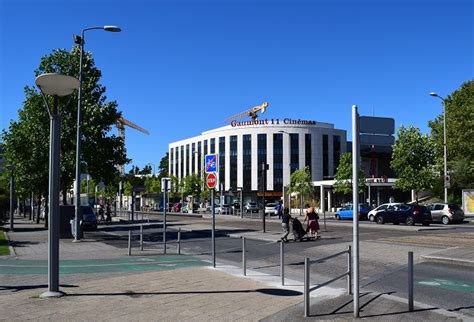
xmin=35 ymin=73 xmax=80 ymax=96
xmin=429 ymin=92 xmax=438 ymax=97
xmin=104 ymin=25 xmax=121 ymax=32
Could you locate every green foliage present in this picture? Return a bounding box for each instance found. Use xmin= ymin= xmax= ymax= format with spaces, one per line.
xmin=1 ymin=47 xmax=129 ymax=200
xmin=290 ymin=167 xmax=313 ymax=197
xmin=182 ymin=175 xmax=202 ymax=197
xmin=428 ymin=80 xmax=474 ymax=202
xmin=144 ymin=176 xmax=161 ymax=193
xmin=158 ymin=153 xmax=169 ymax=179
xmin=391 ymin=125 xmax=436 ymax=200
xmin=334 ymin=152 xmax=366 ymax=194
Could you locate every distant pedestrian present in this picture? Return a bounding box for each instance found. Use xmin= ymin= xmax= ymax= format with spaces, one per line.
xmin=98 ymin=205 xmax=105 ymax=223
xmin=276 ymin=201 xmax=283 ymax=219
xmin=105 ymin=203 xmax=112 ymax=225
xmin=304 ymin=205 xmax=320 ymax=240
xmin=281 ymin=210 xmax=291 ymax=242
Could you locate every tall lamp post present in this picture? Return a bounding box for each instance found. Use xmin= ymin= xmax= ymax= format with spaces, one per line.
xmin=429 ymin=92 xmax=448 ymax=203
xmin=278 ymin=130 xmax=291 ymax=214
xmin=73 ymin=25 xmax=121 ymax=242
xmin=36 ymin=73 xmax=80 ymax=298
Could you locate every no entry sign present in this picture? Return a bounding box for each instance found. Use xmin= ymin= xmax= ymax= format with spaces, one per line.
xmin=206 ymin=173 xmax=217 ymax=189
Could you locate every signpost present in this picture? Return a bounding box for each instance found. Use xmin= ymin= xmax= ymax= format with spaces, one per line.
xmin=161 ymin=177 xmax=171 ymax=254
xmin=205 ymin=154 xmax=218 ymax=267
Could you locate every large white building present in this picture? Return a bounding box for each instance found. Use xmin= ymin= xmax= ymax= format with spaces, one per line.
xmin=168 ymin=117 xmax=347 ymax=199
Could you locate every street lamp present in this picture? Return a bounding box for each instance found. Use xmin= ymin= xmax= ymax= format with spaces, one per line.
xmin=429 ymin=92 xmax=448 ymax=203
xmin=74 ymin=25 xmax=121 ymax=242
xmin=36 ymin=73 xmax=80 ymax=298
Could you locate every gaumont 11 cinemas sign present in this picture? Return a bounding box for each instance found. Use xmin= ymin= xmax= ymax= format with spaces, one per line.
xmin=230 ymin=118 xmax=317 ymax=127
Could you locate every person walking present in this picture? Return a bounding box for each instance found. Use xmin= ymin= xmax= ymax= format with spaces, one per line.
xmin=281 ymin=208 xmax=291 ymax=242
xmin=303 ymin=205 xmax=320 ymax=240
xmin=105 ymin=203 xmax=112 ymax=225
xmin=276 ymin=201 xmax=283 ymax=219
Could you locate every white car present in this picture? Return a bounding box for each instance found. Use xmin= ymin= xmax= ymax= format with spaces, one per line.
xmin=368 ymin=203 xmax=402 ymax=222
xmin=264 ymin=203 xmax=278 ymax=215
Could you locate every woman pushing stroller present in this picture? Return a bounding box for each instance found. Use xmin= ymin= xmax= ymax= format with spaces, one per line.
xmin=303 ymin=204 xmax=321 ymax=240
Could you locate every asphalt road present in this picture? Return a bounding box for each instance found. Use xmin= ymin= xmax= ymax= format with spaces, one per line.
xmin=88 ymin=213 xmax=474 ymax=318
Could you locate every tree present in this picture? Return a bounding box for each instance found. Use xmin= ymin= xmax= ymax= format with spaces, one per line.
xmin=289 ymin=167 xmax=313 ymax=214
xmin=182 ymin=175 xmax=202 ymax=197
xmin=144 ymin=176 xmax=161 ymax=194
xmin=157 ymin=153 xmax=169 ymax=179
xmin=334 ymin=152 xmax=366 ymax=195
xmin=429 ymin=80 xmax=474 ymax=202
xmin=391 ymin=126 xmax=436 ymax=202
xmin=1 ymin=47 xmax=128 ymax=203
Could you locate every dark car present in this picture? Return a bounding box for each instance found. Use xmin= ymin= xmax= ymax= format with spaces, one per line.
xmin=374 ymin=204 xmax=431 ymax=226
xmin=81 ymin=206 xmax=98 ymax=230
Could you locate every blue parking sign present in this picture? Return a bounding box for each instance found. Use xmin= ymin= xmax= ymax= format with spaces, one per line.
xmin=205 ymin=154 xmax=218 ymax=173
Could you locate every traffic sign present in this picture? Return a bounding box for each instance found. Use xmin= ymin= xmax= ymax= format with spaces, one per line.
xmin=206 ymin=173 xmax=217 ymax=189
xmin=205 ymin=154 xmax=218 ymax=173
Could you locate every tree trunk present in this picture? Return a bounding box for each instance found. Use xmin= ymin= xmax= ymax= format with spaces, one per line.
xmin=36 ymin=195 xmax=41 ymax=224
xmin=62 ymin=190 xmax=68 ymax=205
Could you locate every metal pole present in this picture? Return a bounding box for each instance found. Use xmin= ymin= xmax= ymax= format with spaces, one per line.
xmin=240 ymin=189 xmax=243 ymax=219
xmin=163 ymin=189 xmax=167 ymax=255
xmin=128 ymin=230 xmax=132 ymax=256
xmin=211 ymin=189 xmax=216 ymax=267
xmin=280 ymin=240 xmax=284 ymax=286
xmin=140 ymin=224 xmax=143 ymax=251
xmin=177 ymin=228 xmax=181 ymax=255
xmin=261 ymin=162 xmax=266 ymax=233
xmin=41 ymin=97 xmax=63 ymax=298
xmin=74 ymin=30 xmax=85 ymax=242
xmin=9 ymin=174 xmax=14 ymax=231
xmin=347 ymin=245 xmax=352 ymax=295
xmin=242 ymin=237 xmax=246 ymax=276
xmin=131 ymin=189 xmax=135 ymax=222
xmin=352 ymin=105 xmax=360 ymax=317
xmin=443 ymin=103 xmax=448 ymax=203
xmin=408 ymin=251 xmax=414 ymax=311
xmin=304 ymin=257 xmax=310 ymax=317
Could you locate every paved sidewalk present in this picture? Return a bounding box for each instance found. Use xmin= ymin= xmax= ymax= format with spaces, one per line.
xmin=1 ymin=216 xmax=471 ymax=321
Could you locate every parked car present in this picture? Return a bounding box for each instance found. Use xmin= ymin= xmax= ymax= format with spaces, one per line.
xmin=374 ymin=204 xmax=431 ymax=226
xmin=367 ymin=203 xmax=402 ymax=222
xmin=81 ymin=206 xmax=98 ymax=231
xmin=265 ymin=203 xmax=278 ymax=215
xmin=245 ymin=201 xmax=259 ymax=213
xmin=216 ymin=203 xmax=231 ymax=214
xmin=335 ymin=203 xmax=372 ymax=220
xmin=426 ymin=203 xmax=464 ymax=225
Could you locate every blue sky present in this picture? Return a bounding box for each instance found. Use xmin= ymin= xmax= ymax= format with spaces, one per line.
xmin=1 ymin=0 xmax=472 ymax=172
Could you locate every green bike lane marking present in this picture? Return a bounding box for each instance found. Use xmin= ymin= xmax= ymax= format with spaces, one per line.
xmin=0 ymin=255 xmax=209 ymax=275
xmin=418 ymin=279 xmax=474 ymax=292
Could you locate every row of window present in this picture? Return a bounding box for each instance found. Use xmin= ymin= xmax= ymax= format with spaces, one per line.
xmin=169 ymin=133 xmax=341 ymax=190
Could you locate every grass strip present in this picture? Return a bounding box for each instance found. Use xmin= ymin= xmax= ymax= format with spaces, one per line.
xmin=0 ymin=229 xmax=10 ymax=256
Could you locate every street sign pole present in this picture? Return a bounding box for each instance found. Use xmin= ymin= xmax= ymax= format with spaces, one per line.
xmin=352 ymin=105 xmax=360 ymax=318
xmin=211 ymin=188 xmax=215 ymax=267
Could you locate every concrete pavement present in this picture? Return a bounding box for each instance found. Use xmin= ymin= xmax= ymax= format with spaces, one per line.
xmin=1 ymin=216 xmax=472 ymax=321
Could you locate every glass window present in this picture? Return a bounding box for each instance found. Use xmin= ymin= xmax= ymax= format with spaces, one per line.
xmin=230 ymin=135 xmax=237 ymax=189
xmin=243 ymin=134 xmax=252 ymax=191
xmin=273 ymin=133 xmax=283 ymax=191
xmin=333 ymin=135 xmax=341 ymax=172
xmin=191 ymin=143 xmax=195 ymax=174
xmin=210 ymin=138 xmax=215 ymax=154
xmin=186 ymin=144 xmax=190 ymax=176
xmin=219 ymin=137 xmax=225 ymax=185
xmin=290 ymin=133 xmax=299 ymax=173
xmin=323 ymin=135 xmax=328 ymax=177
xmin=305 ymin=133 xmax=312 ymax=175
xmin=258 ymin=134 xmax=267 ymax=191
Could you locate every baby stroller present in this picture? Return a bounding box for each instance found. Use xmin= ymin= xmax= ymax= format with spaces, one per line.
xmin=292 ymin=217 xmax=306 ymax=242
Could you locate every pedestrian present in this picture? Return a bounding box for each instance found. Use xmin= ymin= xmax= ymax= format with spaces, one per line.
xmin=98 ymin=204 xmax=105 ymax=223
xmin=105 ymin=203 xmax=112 ymax=225
xmin=303 ymin=205 xmax=320 ymax=240
xmin=277 ymin=201 xmax=283 ymax=219
xmin=281 ymin=208 xmax=291 ymax=242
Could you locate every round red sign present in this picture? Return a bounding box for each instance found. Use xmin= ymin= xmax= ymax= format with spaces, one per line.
xmin=206 ymin=173 xmax=217 ymax=189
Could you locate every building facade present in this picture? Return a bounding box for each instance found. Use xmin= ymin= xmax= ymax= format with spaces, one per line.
xmin=168 ymin=118 xmax=347 ymax=198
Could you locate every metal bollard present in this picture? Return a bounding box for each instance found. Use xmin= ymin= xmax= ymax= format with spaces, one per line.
xmin=304 ymin=257 xmax=310 ymax=317
xmin=128 ymin=230 xmax=132 ymax=256
xmin=347 ymin=245 xmax=352 ymax=295
xmin=242 ymin=237 xmax=246 ymax=276
xmin=140 ymin=224 xmax=143 ymax=251
xmin=408 ymin=251 xmax=414 ymax=311
xmin=177 ymin=228 xmax=181 ymax=255
xmin=280 ymin=241 xmax=284 ymax=286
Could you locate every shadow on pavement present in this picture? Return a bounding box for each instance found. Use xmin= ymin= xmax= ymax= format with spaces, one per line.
xmin=65 ymin=287 xmax=302 ymax=298
xmin=0 ymin=284 xmax=78 ymax=292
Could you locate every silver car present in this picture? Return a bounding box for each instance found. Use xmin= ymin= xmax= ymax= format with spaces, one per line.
xmin=426 ymin=203 xmax=464 ymax=225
